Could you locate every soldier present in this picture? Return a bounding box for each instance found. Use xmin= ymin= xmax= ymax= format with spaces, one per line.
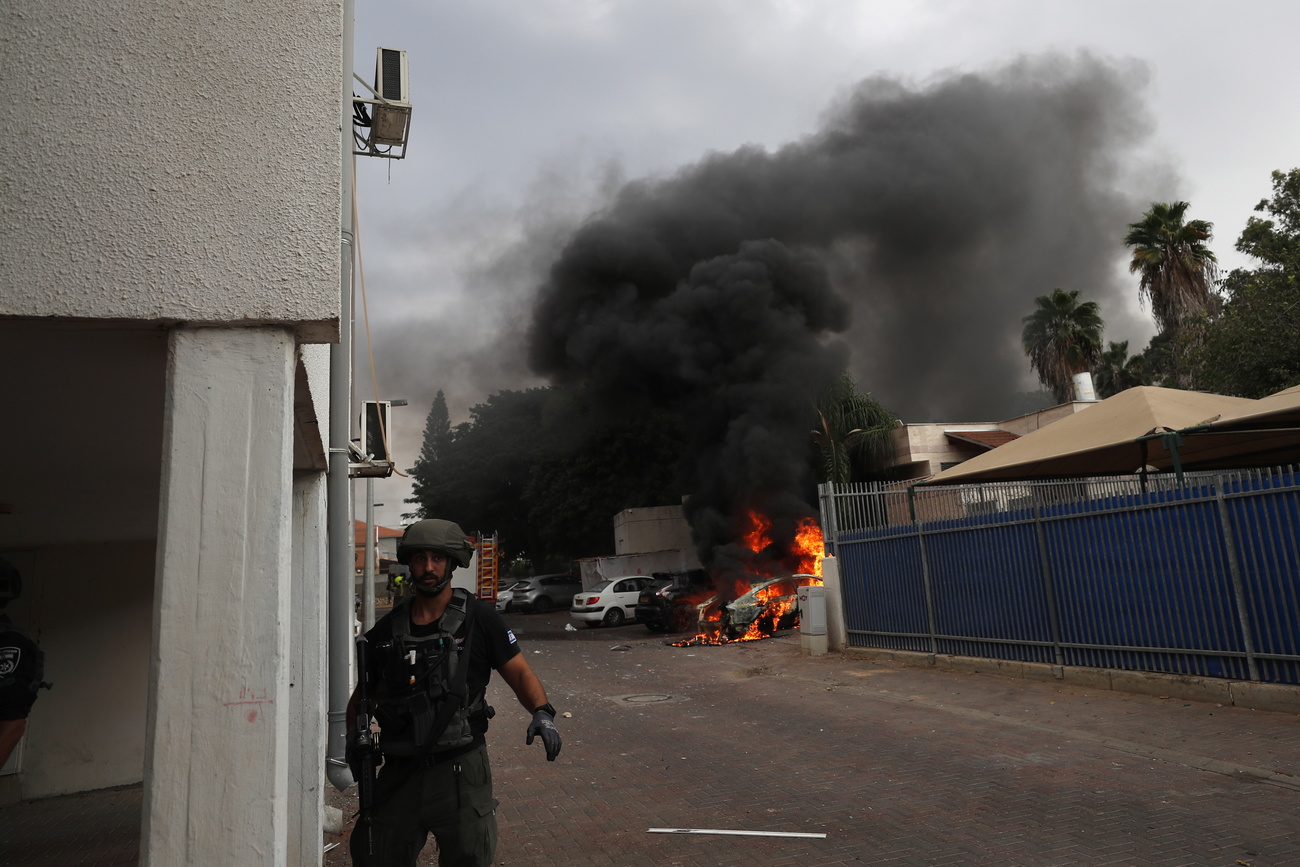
xmin=346 ymin=519 xmax=561 ymax=866
xmin=0 ymin=557 xmax=47 ymax=767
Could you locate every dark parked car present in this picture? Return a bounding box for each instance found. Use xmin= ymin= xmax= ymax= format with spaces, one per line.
xmin=508 ymin=573 xmax=583 ymax=613
xmin=635 ymin=569 xmax=712 ymax=632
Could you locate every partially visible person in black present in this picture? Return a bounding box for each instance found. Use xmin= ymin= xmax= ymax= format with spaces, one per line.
xmin=0 ymin=556 xmax=47 ymax=767
xmin=347 ymin=519 xmax=561 ymax=866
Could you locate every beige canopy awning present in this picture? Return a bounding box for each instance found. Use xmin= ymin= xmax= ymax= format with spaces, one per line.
xmin=1201 ymin=383 xmax=1300 ymax=429
xmin=1165 ymin=383 xmax=1300 ymax=471
xmin=925 ymin=387 xmax=1256 ymax=485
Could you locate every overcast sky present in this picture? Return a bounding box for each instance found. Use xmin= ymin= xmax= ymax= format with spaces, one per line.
xmin=351 ymin=0 xmax=1300 ymax=529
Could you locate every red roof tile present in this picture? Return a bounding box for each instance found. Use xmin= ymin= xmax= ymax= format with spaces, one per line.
xmin=945 ymin=430 xmax=1020 ymax=450
xmin=353 ymin=519 xmax=404 ymax=543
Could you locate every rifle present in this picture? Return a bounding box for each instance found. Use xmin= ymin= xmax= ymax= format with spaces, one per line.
xmin=354 ymin=635 xmax=379 ymax=855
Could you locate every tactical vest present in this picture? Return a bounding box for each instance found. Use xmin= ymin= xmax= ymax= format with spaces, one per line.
xmin=370 ymin=589 xmax=487 ymax=757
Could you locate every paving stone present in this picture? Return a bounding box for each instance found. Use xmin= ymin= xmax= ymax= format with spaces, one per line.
xmin=4 ymin=610 xmax=1299 ymax=865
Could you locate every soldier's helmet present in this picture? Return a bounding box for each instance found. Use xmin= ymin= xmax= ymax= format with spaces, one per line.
xmin=396 ymin=519 xmax=474 ymax=569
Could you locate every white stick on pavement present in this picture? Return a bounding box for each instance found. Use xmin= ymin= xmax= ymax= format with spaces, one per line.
xmin=647 ymin=828 xmax=827 ymax=839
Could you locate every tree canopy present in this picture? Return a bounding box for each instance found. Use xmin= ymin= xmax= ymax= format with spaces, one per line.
xmin=405 ymin=374 xmax=896 ymax=566
xmin=1123 ymin=201 xmax=1221 ymax=334
xmin=1186 ymin=169 xmax=1300 ymax=397
xmin=1093 ymin=340 xmax=1150 ymax=398
xmin=811 ymin=372 xmax=897 ymax=484
xmin=406 ymin=386 xmax=688 ymax=569
xmin=1022 ymin=288 xmax=1104 ymax=404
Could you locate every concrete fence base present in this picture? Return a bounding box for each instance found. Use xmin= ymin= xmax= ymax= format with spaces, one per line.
xmin=842 ymin=646 xmax=1300 ymax=716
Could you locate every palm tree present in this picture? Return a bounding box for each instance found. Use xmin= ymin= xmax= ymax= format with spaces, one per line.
xmin=1093 ymin=340 xmax=1149 ymax=398
xmin=1022 ymin=289 xmax=1104 ymax=404
xmin=1123 ymin=201 xmax=1221 ymax=333
xmin=811 ymin=372 xmax=897 ymax=484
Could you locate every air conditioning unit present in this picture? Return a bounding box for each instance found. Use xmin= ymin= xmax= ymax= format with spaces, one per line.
xmin=353 ymin=47 xmax=412 ymax=158
xmin=375 ymin=47 xmax=409 ymax=104
xmin=371 ymin=48 xmax=411 ymax=147
xmin=360 ymin=400 xmax=393 ymax=464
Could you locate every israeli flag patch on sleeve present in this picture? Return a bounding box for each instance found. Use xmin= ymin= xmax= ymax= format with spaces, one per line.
xmin=506 ymin=630 xmax=517 ymax=645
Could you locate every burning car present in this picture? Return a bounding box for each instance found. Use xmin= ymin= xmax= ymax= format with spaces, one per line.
xmin=721 ymin=573 xmax=821 ymax=639
xmin=635 ymin=569 xmax=713 ymax=633
xmin=676 ymin=572 xmax=825 ymax=646
xmin=667 ymin=512 xmax=828 ymax=646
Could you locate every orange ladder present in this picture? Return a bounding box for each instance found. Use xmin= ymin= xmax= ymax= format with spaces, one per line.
xmin=475 ymin=532 xmax=499 ymax=602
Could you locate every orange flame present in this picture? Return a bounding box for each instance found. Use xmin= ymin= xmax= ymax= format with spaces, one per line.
xmin=672 ymin=512 xmax=826 ymax=647
xmin=740 ymin=511 xmax=773 ymax=553
xmin=792 ymin=516 xmax=825 ymax=578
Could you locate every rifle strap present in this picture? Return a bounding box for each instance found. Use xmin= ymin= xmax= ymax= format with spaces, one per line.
xmin=425 ymin=594 xmax=478 ymax=746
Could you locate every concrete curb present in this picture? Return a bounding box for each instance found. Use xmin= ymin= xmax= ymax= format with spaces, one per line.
xmin=842 ymin=646 xmax=1300 ymax=715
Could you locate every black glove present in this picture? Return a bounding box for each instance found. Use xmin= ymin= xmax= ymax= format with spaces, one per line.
xmin=526 ymin=706 xmax=562 ymax=762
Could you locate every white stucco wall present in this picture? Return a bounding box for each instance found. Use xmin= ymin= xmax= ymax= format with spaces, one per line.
xmin=0 ymin=0 xmax=342 ymax=339
xmin=613 ymin=505 xmax=697 ymax=559
xmin=891 ymin=423 xmax=1003 ymax=477
xmin=144 ymin=327 xmax=297 ymax=864
xmin=289 ymin=475 xmax=327 ymax=865
xmin=20 ymin=541 xmax=155 ymax=799
xmin=301 ymin=344 xmax=332 ymax=433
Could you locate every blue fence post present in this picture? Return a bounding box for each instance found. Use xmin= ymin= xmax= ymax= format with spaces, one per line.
xmin=1032 ymin=495 xmax=1066 ymax=669
xmin=1215 ymin=475 xmax=1261 ymax=682
xmin=914 ymin=516 xmax=941 ymax=656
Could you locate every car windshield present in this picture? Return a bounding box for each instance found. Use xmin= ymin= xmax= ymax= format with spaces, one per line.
xmin=736 ymin=578 xmax=793 ymax=604
xmin=509 ymin=581 xmax=532 ymax=591
xmin=646 ymin=578 xmax=674 ymax=592
xmin=587 ymin=580 xmax=612 ymax=592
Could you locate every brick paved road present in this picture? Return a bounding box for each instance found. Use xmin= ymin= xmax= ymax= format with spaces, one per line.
xmin=324 ymin=610 xmax=1300 ymax=867
xmin=4 ymin=606 xmax=1295 ymax=865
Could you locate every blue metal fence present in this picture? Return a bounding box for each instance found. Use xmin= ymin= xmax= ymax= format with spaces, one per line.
xmin=819 ymin=467 xmax=1300 ymax=685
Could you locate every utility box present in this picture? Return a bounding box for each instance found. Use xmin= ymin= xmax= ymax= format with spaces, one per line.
xmin=798 ymin=585 xmax=826 ymax=635
xmin=798 ymin=585 xmax=828 ymax=657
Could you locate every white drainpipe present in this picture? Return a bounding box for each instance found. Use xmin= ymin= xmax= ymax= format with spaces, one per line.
xmin=325 ymin=0 xmax=357 ymax=793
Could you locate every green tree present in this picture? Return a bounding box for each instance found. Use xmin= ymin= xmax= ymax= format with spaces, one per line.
xmin=1021 ymin=289 xmax=1104 ymax=404
xmin=1123 ymin=201 xmax=1221 ymax=334
xmin=1093 ymin=340 xmax=1149 ymax=398
xmin=1236 ymin=169 xmax=1300 ymax=272
xmin=810 ymin=372 xmax=897 ymax=484
xmin=407 ymin=390 xmax=453 ymax=520
xmin=1186 ymin=169 xmax=1300 ymax=397
xmin=404 ymin=387 xmax=555 ymax=556
xmin=405 ymin=386 xmax=689 ymax=566
xmin=524 ymin=400 xmax=687 ymax=563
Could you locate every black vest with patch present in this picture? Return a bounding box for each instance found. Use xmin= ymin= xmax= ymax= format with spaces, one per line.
xmin=370 ymin=589 xmax=485 ymax=756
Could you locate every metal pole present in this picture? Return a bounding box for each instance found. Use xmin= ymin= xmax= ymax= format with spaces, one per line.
xmin=363 ymin=476 xmax=376 ymax=629
xmin=325 ymin=0 xmax=357 ymax=793
xmin=819 ymin=482 xmax=840 ymax=555
xmin=1032 ymin=499 xmax=1067 ymax=668
xmin=915 ymin=525 xmax=940 ymax=656
xmin=1215 ymin=476 xmax=1261 ymax=682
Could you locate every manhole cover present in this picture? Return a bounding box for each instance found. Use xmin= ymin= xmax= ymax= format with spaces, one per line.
xmin=620 ymin=694 xmax=674 ymax=703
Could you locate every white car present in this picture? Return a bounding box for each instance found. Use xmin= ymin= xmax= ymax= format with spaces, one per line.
xmin=495 ymin=587 xmax=514 ymax=613
xmin=570 ymin=576 xmax=650 ymax=627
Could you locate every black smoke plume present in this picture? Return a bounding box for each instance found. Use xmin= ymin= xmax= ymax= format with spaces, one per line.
xmin=527 ymin=53 xmax=1153 ymax=571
